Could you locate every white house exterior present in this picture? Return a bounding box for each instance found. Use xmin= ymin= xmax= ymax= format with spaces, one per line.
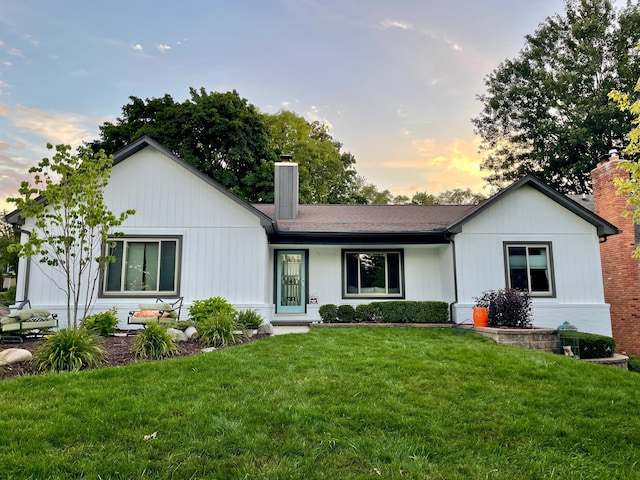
xmin=6 ymin=136 xmax=620 ymax=335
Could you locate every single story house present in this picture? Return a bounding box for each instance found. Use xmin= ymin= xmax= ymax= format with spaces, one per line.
xmin=6 ymin=136 xmax=620 ymax=335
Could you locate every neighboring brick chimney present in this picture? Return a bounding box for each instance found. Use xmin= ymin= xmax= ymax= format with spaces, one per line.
xmin=591 ymin=150 xmax=640 ymax=355
xmin=274 ymin=155 xmax=299 ymax=219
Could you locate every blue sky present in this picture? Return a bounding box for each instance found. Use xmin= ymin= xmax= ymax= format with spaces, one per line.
xmin=0 ymin=0 xmax=568 ymax=210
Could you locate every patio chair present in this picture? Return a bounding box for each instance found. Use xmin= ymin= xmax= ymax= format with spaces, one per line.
xmin=0 ymin=300 xmax=59 ymax=343
xmin=127 ymin=297 xmax=184 ymax=329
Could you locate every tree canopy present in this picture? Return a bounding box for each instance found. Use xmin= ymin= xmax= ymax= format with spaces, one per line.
xmin=473 ymin=0 xmax=640 ymax=194
xmin=91 ymin=89 xmax=362 ymax=204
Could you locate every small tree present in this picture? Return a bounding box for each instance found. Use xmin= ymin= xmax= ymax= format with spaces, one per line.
xmin=610 ymin=66 xmax=640 ymax=257
xmin=8 ymin=144 xmax=134 ymax=329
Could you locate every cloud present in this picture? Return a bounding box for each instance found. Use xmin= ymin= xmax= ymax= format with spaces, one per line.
xmin=0 ymin=40 xmax=4 ymax=48
xmin=132 ymin=43 xmax=143 ymax=52
xmin=8 ymin=48 xmax=24 ymax=57
xmin=379 ymin=19 xmax=412 ymax=31
xmin=2 ymin=61 xmax=12 ymax=67
xmin=13 ymin=105 xmax=98 ymax=146
xmin=156 ymin=44 xmax=171 ymax=53
xmin=0 ymin=106 xmax=105 ymax=211
xmin=23 ymin=34 xmax=39 ymax=46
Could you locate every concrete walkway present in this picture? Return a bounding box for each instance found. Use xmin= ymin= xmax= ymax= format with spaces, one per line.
xmin=272 ymin=325 xmax=310 ymax=335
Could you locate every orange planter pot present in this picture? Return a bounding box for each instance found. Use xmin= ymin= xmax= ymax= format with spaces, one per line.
xmin=473 ymin=307 xmax=488 ymax=327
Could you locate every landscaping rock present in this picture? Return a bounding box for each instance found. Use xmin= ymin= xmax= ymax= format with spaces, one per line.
xmin=0 ymin=348 xmax=33 ymax=366
xmin=201 ymin=347 xmax=217 ymax=353
xmin=184 ymin=326 xmax=197 ymax=339
xmin=257 ymin=323 xmax=274 ymax=335
xmin=166 ymin=328 xmax=188 ymax=342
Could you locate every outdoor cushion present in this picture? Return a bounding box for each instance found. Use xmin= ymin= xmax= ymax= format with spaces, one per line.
xmin=139 ymin=303 xmax=177 ymax=318
xmin=133 ymin=310 xmax=170 ymax=318
xmin=0 ymin=316 xmax=17 ymax=325
xmin=1 ymin=318 xmax=56 ymax=332
xmin=7 ymin=308 xmax=52 ymax=321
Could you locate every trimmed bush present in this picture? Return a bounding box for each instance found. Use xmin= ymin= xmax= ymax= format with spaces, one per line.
xmin=237 ymin=309 xmax=263 ymax=329
xmin=319 ymin=304 xmax=338 ymax=323
xmin=474 ymin=288 xmax=532 ymax=328
xmin=134 ymin=322 xmax=178 ymax=360
xmin=196 ymin=312 xmax=240 ymax=347
xmin=355 ymin=303 xmax=380 ymax=323
xmin=371 ymin=301 xmax=449 ymax=323
xmin=337 ymin=305 xmax=356 ymax=323
xmin=81 ymin=308 xmax=119 ymax=336
xmin=189 ymin=297 xmax=238 ymax=323
xmin=32 ymin=329 xmax=105 ymax=372
xmin=577 ymin=332 xmax=615 ymax=359
xmin=628 ymin=355 xmax=640 ymax=373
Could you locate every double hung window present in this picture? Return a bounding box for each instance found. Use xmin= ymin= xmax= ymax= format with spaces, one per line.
xmin=343 ymin=250 xmax=404 ymax=298
xmin=103 ymin=237 xmax=180 ymax=296
xmin=505 ymin=243 xmax=554 ymax=296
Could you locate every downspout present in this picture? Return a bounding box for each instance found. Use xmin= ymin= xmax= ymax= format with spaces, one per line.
xmin=445 ymin=232 xmax=459 ymax=324
xmin=15 ymin=229 xmax=31 ymax=304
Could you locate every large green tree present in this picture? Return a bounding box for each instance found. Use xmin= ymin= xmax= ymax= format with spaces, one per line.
xmin=0 ymin=213 xmax=19 ymax=289
xmin=473 ymin=0 xmax=640 ymax=193
xmin=91 ymin=88 xmax=276 ymax=202
xmin=8 ymin=145 xmax=134 ymax=328
xmin=91 ymin=90 xmax=362 ymax=204
xmin=263 ymin=110 xmax=359 ymax=204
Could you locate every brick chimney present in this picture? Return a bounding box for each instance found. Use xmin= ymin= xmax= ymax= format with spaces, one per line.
xmin=591 ymin=149 xmax=640 ymax=355
xmin=274 ymin=155 xmax=299 ymax=219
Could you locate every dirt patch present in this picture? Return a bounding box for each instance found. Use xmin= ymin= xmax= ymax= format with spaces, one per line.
xmin=0 ymin=332 xmax=268 ymax=380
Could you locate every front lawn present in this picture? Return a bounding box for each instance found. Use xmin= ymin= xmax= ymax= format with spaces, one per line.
xmin=1 ymin=328 xmax=639 ymax=479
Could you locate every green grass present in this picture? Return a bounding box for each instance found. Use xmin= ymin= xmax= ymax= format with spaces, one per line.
xmin=1 ymin=328 xmax=639 ymax=479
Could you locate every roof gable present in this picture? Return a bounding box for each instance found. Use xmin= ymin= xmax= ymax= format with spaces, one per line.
xmin=113 ymin=136 xmax=275 ymax=232
xmin=447 ymin=175 xmax=620 ymax=238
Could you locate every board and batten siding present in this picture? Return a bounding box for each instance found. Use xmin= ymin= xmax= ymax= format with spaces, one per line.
xmin=18 ymin=145 xmax=271 ymax=328
xmin=452 ymin=185 xmax=611 ymax=335
xmin=271 ymin=244 xmax=455 ymax=323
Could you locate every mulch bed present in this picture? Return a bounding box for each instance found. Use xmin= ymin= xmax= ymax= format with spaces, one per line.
xmin=0 ymin=332 xmax=269 ymax=381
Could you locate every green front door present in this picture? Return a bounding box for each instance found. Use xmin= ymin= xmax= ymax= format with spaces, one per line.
xmin=276 ymin=251 xmax=306 ymax=313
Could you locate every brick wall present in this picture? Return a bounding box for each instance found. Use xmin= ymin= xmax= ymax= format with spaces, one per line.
xmin=591 ymin=154 xmax=640 ymax=356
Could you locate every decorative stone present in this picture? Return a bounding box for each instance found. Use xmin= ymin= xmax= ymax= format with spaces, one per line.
xmin=0 ymin=348 xmax=33 ymax=366
xmin=257 ymin=323 xmax=274 ymax=335
xmin=184 ymin=326 xmax=198 ymax=339
xmin=166 ymin=328 xmax=188 ymax=342
xmin=201 ymin=347 xmax=217 ymax=353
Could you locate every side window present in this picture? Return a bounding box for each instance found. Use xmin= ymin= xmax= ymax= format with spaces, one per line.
xmin=103 ymin=237 xmax=181 ymax=296
xmin=505 ymin=243 xmax=554 ymax=296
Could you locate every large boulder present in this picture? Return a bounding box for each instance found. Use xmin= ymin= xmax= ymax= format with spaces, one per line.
xmin=0 ymin=348 xmax=33 ymax=366
xmin=257 ymin=323 xmax=274 ymax=335
xmin=166 ymin=328 xmax=188 ymax=342
xmin=183 ymin=326 xmax=198 ymax=339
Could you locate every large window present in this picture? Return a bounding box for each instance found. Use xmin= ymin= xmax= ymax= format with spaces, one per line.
xmin=343 ymin=250 xmax=404 ymax=298
xmin=103 ymin=237 xmax=181 ymax=296
xmin=505 ymin=243 xmax=554 ymax=296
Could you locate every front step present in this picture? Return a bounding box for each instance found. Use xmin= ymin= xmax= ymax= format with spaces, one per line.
xmin=271 ymin=319 xmax=314 ymax=327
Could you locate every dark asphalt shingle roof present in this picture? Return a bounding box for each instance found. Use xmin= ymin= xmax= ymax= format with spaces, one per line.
xmin=252 ymin=204 xmax=475 ymax=234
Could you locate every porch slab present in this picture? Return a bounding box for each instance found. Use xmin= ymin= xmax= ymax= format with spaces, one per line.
xmin=272 ymin=325 xmax=310 ymax=335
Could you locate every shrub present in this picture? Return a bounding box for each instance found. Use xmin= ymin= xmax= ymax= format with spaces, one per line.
xmin=337 ymin=304 xmax=356 ymax=323
xmin=32 ymin=329 xmax=105 ymax=372
xmin=577 ymin=332 xmax=616 ymax=359
xmin=81 ymin=308 xmax=119 ymax=336
xmin=371 ymin=301 xmax=449 ymax=323
xmin=237 ymin=309 xmax=263 ymax=329
xmin=196 ymin=312 xmax=240 ymax=347
xmin=0 ymin=286 xmax=16 ymax=305
xmin=318 ymin=304 xmax=338 ymax=323
xmin=355 ymin=303 xmax=380 ymax=323
xmin=628 ymin=355 xmax=640 ymax=373
xmin=133 ymin=322 xmax=178 ymax=360
xmin=474 ymin=288 xmax=532 ymax=328
xmin=189 ymin=297 xmax=238 ymax=323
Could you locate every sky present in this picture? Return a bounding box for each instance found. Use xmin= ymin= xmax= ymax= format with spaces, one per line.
xmin=0 ymin=0 xmax=570 ymax=211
